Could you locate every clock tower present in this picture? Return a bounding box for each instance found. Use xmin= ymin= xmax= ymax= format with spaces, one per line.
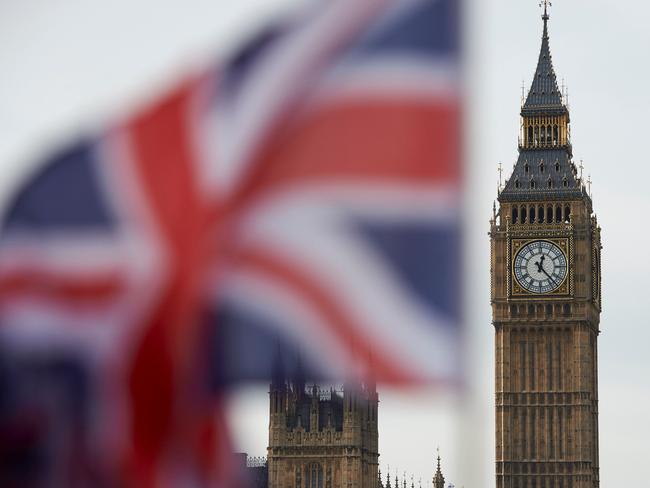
xmin=490 ymin=5 xmax=602 ymax=488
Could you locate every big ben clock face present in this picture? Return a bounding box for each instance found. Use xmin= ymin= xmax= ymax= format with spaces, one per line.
xmin=513 ymin=240 xmax=568 ymax=294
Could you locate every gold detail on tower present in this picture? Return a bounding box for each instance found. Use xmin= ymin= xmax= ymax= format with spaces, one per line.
xmin=521 ymin=114 xmax=570 ymax=149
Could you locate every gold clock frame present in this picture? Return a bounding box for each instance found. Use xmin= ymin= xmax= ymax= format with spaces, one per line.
xmin=508 ymin=236 xmax=572 ymax=298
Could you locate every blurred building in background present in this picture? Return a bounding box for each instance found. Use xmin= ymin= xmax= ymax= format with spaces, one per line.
xmin=266 ymin=375 xmax=379 ymax=488
xmin=242 ymin=455 xmax=268 ymax=488
xmin=242 ymin=370 xmax=454 ymax=488
xmin=491 ymin=4 xmax=601 ymax=488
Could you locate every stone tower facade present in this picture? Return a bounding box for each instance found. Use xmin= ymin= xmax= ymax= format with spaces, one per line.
xmin=267 ymin=374 xmax=379 ymax=488
xmin=490 ymin=6 xmax=602 ymax=488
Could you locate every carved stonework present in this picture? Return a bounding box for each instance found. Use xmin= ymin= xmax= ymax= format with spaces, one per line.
xmin=268 ymin=383 xmax=379 ymax=488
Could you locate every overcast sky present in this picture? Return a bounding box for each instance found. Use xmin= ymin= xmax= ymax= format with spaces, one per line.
xmin=1 ymin=1 xmax=648 ymax=486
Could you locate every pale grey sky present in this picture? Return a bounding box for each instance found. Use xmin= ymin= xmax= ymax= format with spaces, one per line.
xmin=0 ymin=1 xmax=648 ymax=486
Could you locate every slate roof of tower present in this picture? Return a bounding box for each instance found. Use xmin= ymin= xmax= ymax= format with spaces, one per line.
xmin=500 ymin=149 xmax=585 ymax=202
xmin=522 ymin=13 xmax=564 ymax=114
xmin=499 ymin=10 xmax=589 ymax=203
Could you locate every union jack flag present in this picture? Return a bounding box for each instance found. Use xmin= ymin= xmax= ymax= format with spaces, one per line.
xmin=0 ymin=0 xmax=462 ymax=486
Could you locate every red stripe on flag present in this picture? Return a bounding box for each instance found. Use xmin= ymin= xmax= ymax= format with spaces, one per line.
xmin=231 ymin=245 xmax=419 ymax=384
xmin=0 ymin=271 xmax=124 ymax=306
xmin=236 ymin=100 xmax=460 ymax=204
xmin=123 ymin=75 xmax=221 ymax=486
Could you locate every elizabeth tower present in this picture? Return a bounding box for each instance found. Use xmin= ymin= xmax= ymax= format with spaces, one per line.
xmin=490 ymin=5 xmax=602 ymax=488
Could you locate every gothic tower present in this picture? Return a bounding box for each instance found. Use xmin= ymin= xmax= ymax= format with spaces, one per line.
xmin=490 ymin=5 xmax=602 ymax=488
xmin=267 ymin=373 xmax=379 ymax=488
xmin=432 ymin=451 xmax=445 ymax=488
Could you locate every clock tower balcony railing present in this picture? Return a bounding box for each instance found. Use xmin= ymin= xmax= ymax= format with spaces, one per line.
xmin=518 ymin=138 xmax=572 ymax=152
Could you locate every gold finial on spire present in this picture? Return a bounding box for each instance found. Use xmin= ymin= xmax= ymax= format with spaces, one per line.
xmin=540 ymin=0 xmax=552 ymax=20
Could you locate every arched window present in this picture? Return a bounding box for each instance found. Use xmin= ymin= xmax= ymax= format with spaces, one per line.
xmin=534 ymin=126 xmax=539 ymax=146
xmin=539 ymin=205 xmax=544 ymax=223
xmin=515 ymin=178 xmax=520 ymax=189
xmin=306 ymin=463 xmax=323 ymax=488
xmin=547 ymin=125 xmax=552 ymax=144
xmin=564 ymin=205 xmax=571 ymax=223
xmin=555 ymin=205 xmax=562 ymax=223
xmin=547 ymin=206 xmax=553 ymax=222
xmin=548 ymin=177 xmax=553 ymax=188
xmin=528 ymin=126 xmax=533 ymax=146
xmin=521 ymin=206 xmax=527 ymax=224
xmin=530 ymin=179 xmax=536 ymax=189
xmin=512 ymin=207 xmax=519 ymax=224
xmin=555 ymin=161 xmax=561 ymax=172
xmin=524 ymin=162 xmax=530 ymax=174
xmin=540 ymin=160 xmax=545 ymax=173
xmin=540 ymin=125 xmax=546 ymax=145
xmin=553 ymin=125 xmax=559 ymax=145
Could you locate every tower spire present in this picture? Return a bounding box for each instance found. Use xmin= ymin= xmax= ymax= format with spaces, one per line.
xmin=499 ymin=5 xmax=588 ymax=203
xmin=540 ymin=0 xmax=551 ymax=22
xmin=523 ymin=1 xmax=562 ymax=111
xmin=433 ymin=448 xmax=445 ymax=488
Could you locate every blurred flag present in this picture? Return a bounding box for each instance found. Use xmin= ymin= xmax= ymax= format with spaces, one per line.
xmin=212 ymin=0 xmax=462 ymax=386
xmin=0 ymin=0 xmax=462 ymax=487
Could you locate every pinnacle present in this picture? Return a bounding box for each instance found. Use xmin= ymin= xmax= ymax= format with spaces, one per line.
xmin=522 ymin=8 xmax=564 ymax=113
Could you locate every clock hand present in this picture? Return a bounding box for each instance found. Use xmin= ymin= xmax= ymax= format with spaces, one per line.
xmin=541 ymin=267 xmax=557 ymax=286
xmin=534 ymin=255 xmax=546 ymax=273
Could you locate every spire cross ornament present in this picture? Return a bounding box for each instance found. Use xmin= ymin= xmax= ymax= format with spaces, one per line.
xmin=587 ymin=174 xmax=592 ymax=197
xmin=540 ymin=0 xmax=552 ymax=19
